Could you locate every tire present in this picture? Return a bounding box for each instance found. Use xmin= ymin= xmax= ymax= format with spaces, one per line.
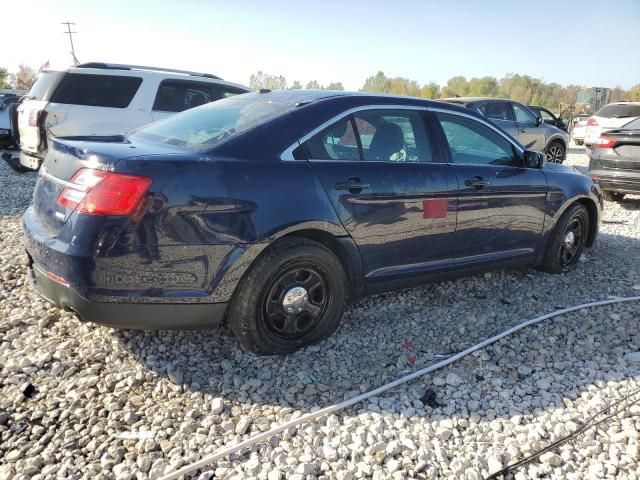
xmin=574 ymin=139 xmax=584 ymax=146
xmin=540 ymin=203 xmax=589 ymax=274
xmin=545 ymin=140 xmax=566 ymax=163
xmin=603 ymin=191 xmax=625 ymax=202
xmin=227 ymin=238 xmax=348 ymax=355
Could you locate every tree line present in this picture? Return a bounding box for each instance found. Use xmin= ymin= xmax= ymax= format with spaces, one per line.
xmin=0 ymin=65 xmax=38 ymax=91
xmin=250 ymin=70 xmax=640 ymax=110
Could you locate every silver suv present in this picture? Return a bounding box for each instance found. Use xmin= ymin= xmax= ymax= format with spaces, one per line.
xmin=441 ymin=97 xmax=570 ymax=163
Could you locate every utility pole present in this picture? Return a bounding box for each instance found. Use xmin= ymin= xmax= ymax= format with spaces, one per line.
xmin=61 ymin=21 xmax=79 ymax=66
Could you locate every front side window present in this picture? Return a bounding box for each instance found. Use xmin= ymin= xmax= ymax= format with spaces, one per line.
xmin=512 ymin=103 xmax=537 ymax=125
xmin=436 ymin=112 xmax=520 ymax=166
xmin=540 ymin=109 xmax=555 ymax=122
xmin=478 ymin=101 xmax=512 ymax=121
xmin=50 ymin=73 xmax=143 ymax=108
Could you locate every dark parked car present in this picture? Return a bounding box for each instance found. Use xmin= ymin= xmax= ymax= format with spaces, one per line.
xmin=23 ymin=90 xmax=602 ymax=354
xmin=441 ymin=97 xmax=570 ymax=163
xmin=588 ymin=117 xmax=640 ymax=201
xmin=528 ymin=106 xmax=567 ymax=132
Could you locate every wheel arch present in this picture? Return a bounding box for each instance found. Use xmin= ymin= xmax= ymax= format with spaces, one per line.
xmin=273 ymin=228 xmax=364 ymax=301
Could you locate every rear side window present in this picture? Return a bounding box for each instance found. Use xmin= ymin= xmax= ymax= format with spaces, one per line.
xmin=436 ymin=112 xmax=520 ymax=166
xmin=50 ymin=73 xmax=142 ymax=108
xmin=596 ymin=103 xmax=640 ymax=118
xmin=153 ymin=80 xmax=247 ymax=112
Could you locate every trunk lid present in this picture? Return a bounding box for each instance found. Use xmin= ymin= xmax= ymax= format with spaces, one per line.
xmin=32 ymin=135 xmax=186 ymax=237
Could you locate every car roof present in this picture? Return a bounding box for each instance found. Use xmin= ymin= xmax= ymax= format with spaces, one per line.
xmin=250 ymin=89 xmax=470 ymax=112
xmin=41 ymin=62 xmax=250 ymax=90
xmin=440 ymin=97 xmax=512 ymax=104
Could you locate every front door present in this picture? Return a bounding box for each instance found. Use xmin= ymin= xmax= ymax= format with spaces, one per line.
xmin=433 ymin=111 xmax=547 ymax=266
xmin=302 ymin=108 xmax=459 ymax=288
xmin=512 ymin=102 xmax=546 ymax=150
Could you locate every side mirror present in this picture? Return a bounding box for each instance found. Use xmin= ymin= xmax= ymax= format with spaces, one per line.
xmin=523 ymin=150 xmax=544 ymax=169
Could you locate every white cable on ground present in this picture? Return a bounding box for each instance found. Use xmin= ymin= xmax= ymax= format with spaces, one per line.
xmin=157 ymin=295 xmax=640 ymax=480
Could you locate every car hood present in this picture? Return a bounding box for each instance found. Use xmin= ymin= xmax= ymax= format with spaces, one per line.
xmin=543 ymin=162 xmax=580 ymax=174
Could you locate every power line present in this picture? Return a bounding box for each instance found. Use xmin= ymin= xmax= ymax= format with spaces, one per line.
xmin=61 ymin=21 xmax=79 ymax=66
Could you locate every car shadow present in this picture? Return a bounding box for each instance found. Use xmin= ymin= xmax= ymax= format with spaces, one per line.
xmin=109 ymin=229 xmax=640 ymax=421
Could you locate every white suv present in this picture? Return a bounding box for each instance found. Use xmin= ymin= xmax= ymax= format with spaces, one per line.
xmin=584 ymin=102 xmax=640 ymax=147
xmin=14 ymin=62 xmax=250 ymax=170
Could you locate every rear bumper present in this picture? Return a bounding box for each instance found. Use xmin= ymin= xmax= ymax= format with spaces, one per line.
xmin=19 ymin=150 xmax=44 ymax=171
xmin=27 ymin=262 xmax=227 ymax=330
xmin=595 ymin=178 xmax=640 ymax=194
xmin=590 ymin=171 xmax=640 ymax=195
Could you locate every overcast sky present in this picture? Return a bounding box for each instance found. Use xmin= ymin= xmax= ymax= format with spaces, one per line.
xmin=6 ymin=0 xmax=640 ymax=90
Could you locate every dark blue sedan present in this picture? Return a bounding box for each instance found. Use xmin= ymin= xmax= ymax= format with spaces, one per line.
xmin=23 ymin=90 xmax=603 ymax=354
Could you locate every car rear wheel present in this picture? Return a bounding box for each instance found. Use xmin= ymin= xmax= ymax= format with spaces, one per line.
xmin=540 ymin=203 xmax=589 ymax=274
xmin=545 ymin=141 xmax=565 ymax=163
xmin=603 ymin=191 xmax=625 ymax=202
xmin=227 ymin=238 xmax=348 ymax=355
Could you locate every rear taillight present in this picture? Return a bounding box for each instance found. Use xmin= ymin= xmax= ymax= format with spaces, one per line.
xmin=28 ymin=109 xmax=41 ymax=127
xmin=592 ymin=136 xmax=617 ymax=148
xmin=57 ymin=168 xmax=152 ymax=216
xmin=587 ymin=117 xmax=598 ymax=127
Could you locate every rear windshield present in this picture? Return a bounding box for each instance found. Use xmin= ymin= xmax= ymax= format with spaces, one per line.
xmin=50 ymin=73 xmax=143 ymax=108
xmin=596 ymin=103 xmax=640 ymax=118
xmin=130 ymin=93 xmax=295 ymax=150
xmin=622 ymin=117 xmax=640 ymax=130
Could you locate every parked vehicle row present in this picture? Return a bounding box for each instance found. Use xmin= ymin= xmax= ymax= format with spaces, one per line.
xmin=584 ymin=102 xmax=640 ymax=147
xmin=440 ymin=97 xmax=570 ymax=163
xmin=23 ymin=90 xmax=603 ymax=354
xmin=12 ymin=62 xmax=250 ymax=170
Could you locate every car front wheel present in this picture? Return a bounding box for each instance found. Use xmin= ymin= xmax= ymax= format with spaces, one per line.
xmin=540 ymin=203 xmax=589 ymax=274
xmin=545 ymin=140 xmax=565 ymax=163
xmin=227 ymin=238 xmax=348 ymax=355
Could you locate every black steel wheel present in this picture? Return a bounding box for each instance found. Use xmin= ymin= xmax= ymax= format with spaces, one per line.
xmin=228 ymin=238 xmax=347 ymax=355
xmin=559 ymin=216 xmax=583 ymax=267
xmin=540 ymin=203 xmax=589 ymax=273
xmin=263 ymin=266 xmax=329 ymax=341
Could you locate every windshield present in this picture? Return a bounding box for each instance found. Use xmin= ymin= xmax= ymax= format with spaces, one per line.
xmin=595 ymin=103 xmax=640 ymax=118
xmin=130 ymin=93 xmax=294 ymax=150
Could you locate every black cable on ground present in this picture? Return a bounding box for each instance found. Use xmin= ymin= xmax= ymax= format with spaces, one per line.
xmin=485 ymin=387 xmax=640 ymax=480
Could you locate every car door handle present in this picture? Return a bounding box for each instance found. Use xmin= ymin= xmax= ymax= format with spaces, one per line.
xmin=464 ymin=177 xmax=490 ymax=189
xmin=334 ymin=180 xmax=370 ymax=192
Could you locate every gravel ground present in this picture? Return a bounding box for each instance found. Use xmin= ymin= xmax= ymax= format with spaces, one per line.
xmin=1 ymin=144 xmax=639 ymax=480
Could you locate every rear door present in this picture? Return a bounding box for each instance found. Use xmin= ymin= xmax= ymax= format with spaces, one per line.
xmin=511 ymin=102 xmax=546 ymax=150
xmin=432 ymin=110 xmax=547 ymax=266
xmin=303 ymin=107 xmax=458 ymax=289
